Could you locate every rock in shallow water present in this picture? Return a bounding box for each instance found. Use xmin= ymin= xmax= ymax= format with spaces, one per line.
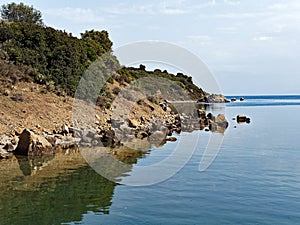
xmin=14 ymin=129 xmax=53 ymax=156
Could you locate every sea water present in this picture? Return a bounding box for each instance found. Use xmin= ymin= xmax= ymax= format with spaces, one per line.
xmin=1 ymin=96 xmax=300 ymax=225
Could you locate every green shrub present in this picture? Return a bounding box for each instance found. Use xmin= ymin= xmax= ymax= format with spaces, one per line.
xmin=105 ymin=102 xmax=111 ymax=109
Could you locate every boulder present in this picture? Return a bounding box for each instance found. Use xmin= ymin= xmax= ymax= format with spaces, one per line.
xmin=236 ymin=114 xmax=250 ymax=123
xmin=215 ymin=114 xmax=226 ymax=123
xmin=197 ymin=109 xmax=206 ymax=118
xmin=207 ymin=113 xmax=215 ymax=121
xmin=14 ymin=129 xmax=53 ymax=156
xmin=149 ymin=130 xmax=166 ymax=142
xmin=209 ymin=123 xmax=218 ymax=132
xmin=62 ymin=124 xmax=69 ymax=135
xmin=136 ymin=130 xmax=149 ymax=139
xmin=215 ymin=114 xmax=229 ymax=128
xmin=111 ymin=119 xmax=124 ymax=128
xmin=199 ymin=123 xmax=206 ymax=130
xmin=45 ymin=135 xmax=57 ymax=146
xmin=54 ymin=137 xmax=80 ymax=150
xmin=14 ymin=128 xmax=24 ymax=136
xmin=102 ymin=130 xmax=120 ymax=147
xmin=237 ymin=115 xmax=247 ymax=123
xmin=246 ymin=118 xmax=251 ymax=124
xmin=166 ymin=137 xmax=177 ymax=142
xmin=160 ymin=102 xmax=167 ymax=111
xmin=3 ymin=143 xmax=14 ymax=151
xmin=198 ymin=96 xmax=208 ymax=103
xmin=128 ymin=119 xmax=139 ymax=128
xmin=69 ymin=127 xmax=82 ymax=138
xmin=148 ymin=104 xmax=155 ymax=111
xmin=0 ymin=149 xmax=12 ymax=159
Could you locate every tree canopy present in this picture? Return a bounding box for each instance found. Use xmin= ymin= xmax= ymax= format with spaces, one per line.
xmin=0 ymin=2 xmax=43 ymax=25
xmin=0 ymin=20 xmax=115 ymax=95
xmin=0 ymin=2 xmax=205 ymax=103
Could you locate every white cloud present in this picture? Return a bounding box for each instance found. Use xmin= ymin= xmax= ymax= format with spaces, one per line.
xmin=216 ymin=26 xmax=238 ymax=33
xmin=269 ymin=2 xmax=300 ymax=11
xmin=215 ymin=12 xmax=268 ymax=19
xmin=187 ymin=35 xmax=211 ymax=42
xmin=257 ymin=13 xmax=300 ymax=34
xmin=159 ymin=8 xmax=187 ymax=15
xmin=253 ymin=36 xmax=273 ymax=41
xmin=105 ymin=4 xmax=155 ymax=15
xmin=224 ymin=0 xmax=240 ymax=6
xmin=44 ymin=7 xmax=104 ymax=23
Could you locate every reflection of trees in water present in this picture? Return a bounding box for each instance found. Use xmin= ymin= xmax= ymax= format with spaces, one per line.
xmin=0 ymin=145 xmax=150 ymax=225
xmin=0 ymin=153 xmax=116 ymax=225
xmin=0 ymin=104 xmax=227 ymax=225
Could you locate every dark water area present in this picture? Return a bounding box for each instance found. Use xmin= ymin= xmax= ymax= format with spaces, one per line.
xmin=1 ymin=95 xmax=300 ymax=224
xmin=226 ymin=95 xmax=300 ymax=107
xmin=0 ymin=154 xmax=116 ymax=225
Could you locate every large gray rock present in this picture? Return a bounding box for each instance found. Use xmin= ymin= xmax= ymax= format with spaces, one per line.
xmin=14 ymin=129 xmax=53 ymax=156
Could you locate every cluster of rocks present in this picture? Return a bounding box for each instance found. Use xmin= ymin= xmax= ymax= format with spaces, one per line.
xmin=0 ymin=100 xmax=229 ymax=158
xmin=198 ymin=94 xmax=228 ymax=103
xmin=197 ymin=110 xmax=229 ymax=133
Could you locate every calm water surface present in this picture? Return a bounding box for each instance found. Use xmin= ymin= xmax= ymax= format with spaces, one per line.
xmin=1 ymin=95 xmax=300 ymax=224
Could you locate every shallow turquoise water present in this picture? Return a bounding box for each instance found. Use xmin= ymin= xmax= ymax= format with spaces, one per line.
xmin=1 ymin=96 xmax=300 ymax=224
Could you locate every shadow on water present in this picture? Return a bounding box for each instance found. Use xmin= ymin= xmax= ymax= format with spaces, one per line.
xmin=0 ymin=152 xmax=118 ymax=225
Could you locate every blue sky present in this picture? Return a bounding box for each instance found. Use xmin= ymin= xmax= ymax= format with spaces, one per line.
xmin=6 ymin=0 xmax=300 ymax=95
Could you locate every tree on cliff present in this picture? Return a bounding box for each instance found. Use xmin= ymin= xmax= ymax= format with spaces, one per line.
xmin=81 ymin=30 xmax=113 ymax=53
xmin=0 ymin=2 xmax=43 ymax=25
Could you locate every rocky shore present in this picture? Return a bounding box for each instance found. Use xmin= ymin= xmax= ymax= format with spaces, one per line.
xmin=0 ymin=98 xmax=229 ymax=159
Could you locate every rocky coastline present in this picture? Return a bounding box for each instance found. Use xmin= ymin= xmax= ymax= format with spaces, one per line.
xmin=0 ymin=98 xmax=229 ymax=159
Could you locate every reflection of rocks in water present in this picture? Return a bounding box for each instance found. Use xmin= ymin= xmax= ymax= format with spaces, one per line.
xmin=80 ymin=144 xmax=148 ymax=184
xmin=15 ymin=154 xmax=55 ymax=176
xmin=0 ymin=152 xmax=116 ymax=225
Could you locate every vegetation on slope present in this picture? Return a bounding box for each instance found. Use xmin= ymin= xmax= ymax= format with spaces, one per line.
xmin=0 ymin=2 xmax=205 ymax=107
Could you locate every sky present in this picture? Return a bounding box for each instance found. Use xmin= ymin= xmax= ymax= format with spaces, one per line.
xmin=4 ymin=0 xmax=300 ymax=95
